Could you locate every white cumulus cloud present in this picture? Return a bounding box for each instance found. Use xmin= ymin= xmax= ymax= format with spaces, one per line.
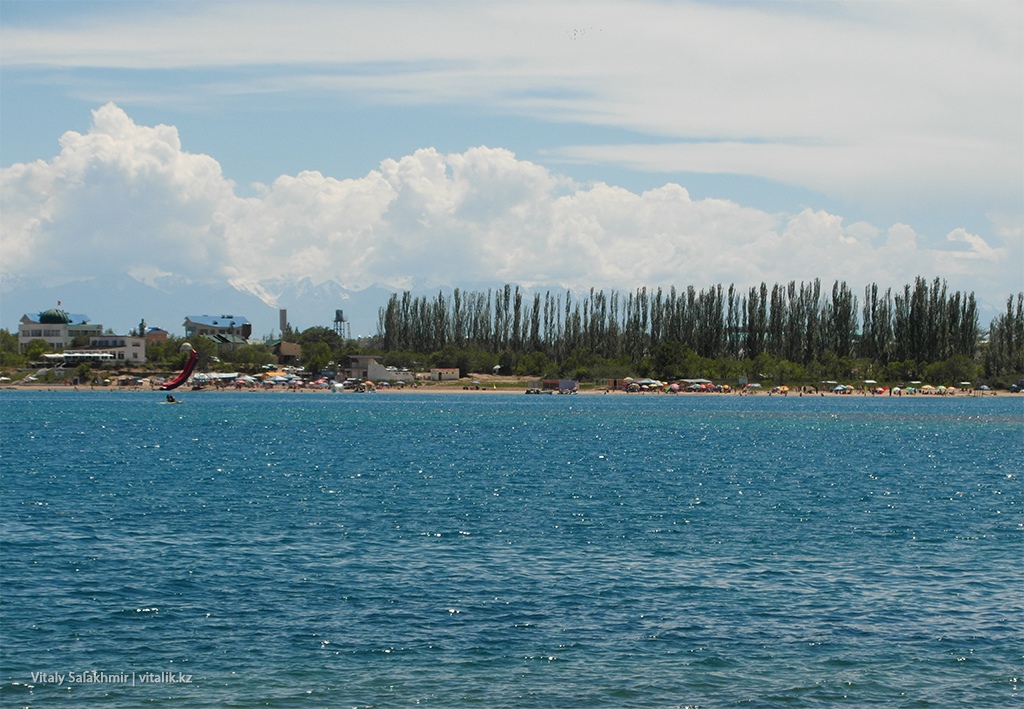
xmin=1 ymin=103 xmax=237 ymax=287
xmin=2 ymin=105 xmax=1019 ymax=312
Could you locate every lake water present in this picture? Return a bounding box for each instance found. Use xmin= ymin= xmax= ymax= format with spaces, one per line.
xmin=1 ymin=390 xmax=1021 ymax=707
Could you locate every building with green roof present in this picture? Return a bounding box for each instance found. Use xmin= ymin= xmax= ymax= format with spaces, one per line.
xmin=18 ymin=309 xmax=102 ymax=353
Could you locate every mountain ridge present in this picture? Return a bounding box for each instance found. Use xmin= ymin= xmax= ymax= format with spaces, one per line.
xmin=1 ymin=274 xmax=575 ymax=340
xmin=2 ymin=274 xmax=393 ymax=339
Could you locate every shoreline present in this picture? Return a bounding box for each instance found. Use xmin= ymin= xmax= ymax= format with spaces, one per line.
xmin=0 ymin=381 xmax=1007 ymax=398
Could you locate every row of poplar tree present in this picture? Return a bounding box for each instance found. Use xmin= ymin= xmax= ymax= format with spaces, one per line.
xmin=377 ymin=277 xmax=1024 ymax=377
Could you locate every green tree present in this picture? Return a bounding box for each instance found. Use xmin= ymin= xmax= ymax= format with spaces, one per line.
xmin=302 ymin=342 xmax=333 ymax=376
xmin=883 ymin=359 xmax=919 ymax=383
xmin=0 ymin=329 xmax=26 ymax=368
xmin=923 ymin=355 xmax=979 ymax=386
xmin=370 ymin=279 xmax=1014 ymax=389
xmin=651 ymin=341 xmax=691 ymax=380
xmin=296 ymin=326 xmax=343 ymax=350
xmin=432 ymin=345 xmax=470 ymax=377
xmin=0 ymin=329 xmax=16 ymax=353
xmin=984 ymin=294 xmax=1024 ymax=379
xmin=74 ymin=362 xmax=92 ymax=384
xmin=515 ymin=351 xmax=550 ymax=378
xmin=561 ymin=347 xmax=598 ymax=381
xmin=25 ymin=339 xmax=50 ymax=362
xmin=229 ymin=344 xmax=276 ymax=373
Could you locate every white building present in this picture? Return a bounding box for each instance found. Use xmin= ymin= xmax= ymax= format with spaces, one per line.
xmin=345 ymin=355 xmax=414 ymax=382
xmin=76 ymin=335 xmax=147 ymax=363
xmin=18 ymin=309 xmax=102 ymax=352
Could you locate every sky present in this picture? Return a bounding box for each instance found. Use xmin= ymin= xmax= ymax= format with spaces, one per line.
xmin=1 ymin=0 xmax=1021 ymax=335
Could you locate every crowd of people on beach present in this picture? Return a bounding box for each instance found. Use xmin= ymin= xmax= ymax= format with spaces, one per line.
xmin=614 ymin=377 xmax=998 ymax=396
xmin=2 ymin=368 xmax=1011 ymax=397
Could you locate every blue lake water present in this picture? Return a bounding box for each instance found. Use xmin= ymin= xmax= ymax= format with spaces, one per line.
xmin=1 ymin=390 xmax=1021 ymax=707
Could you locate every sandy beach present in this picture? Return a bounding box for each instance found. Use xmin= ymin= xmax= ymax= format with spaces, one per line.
xmin=1 ymin=373 xmax=1006 ymax=397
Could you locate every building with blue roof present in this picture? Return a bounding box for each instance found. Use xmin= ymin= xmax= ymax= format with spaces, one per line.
xmin=183 ymin=315 xmax=252 ymax=351
xmin=18 ymin=309 xmax=102 ymax=352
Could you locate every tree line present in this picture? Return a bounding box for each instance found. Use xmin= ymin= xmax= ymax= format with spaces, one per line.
xmin=4 ymin=277 xmax=1020 ymax=387
xmin=376 ymin=277 xmax=1024 ymax=384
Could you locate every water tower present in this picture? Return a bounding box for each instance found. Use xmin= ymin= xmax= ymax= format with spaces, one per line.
xmin=333 ymin=309 xmax=350 ymax=339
